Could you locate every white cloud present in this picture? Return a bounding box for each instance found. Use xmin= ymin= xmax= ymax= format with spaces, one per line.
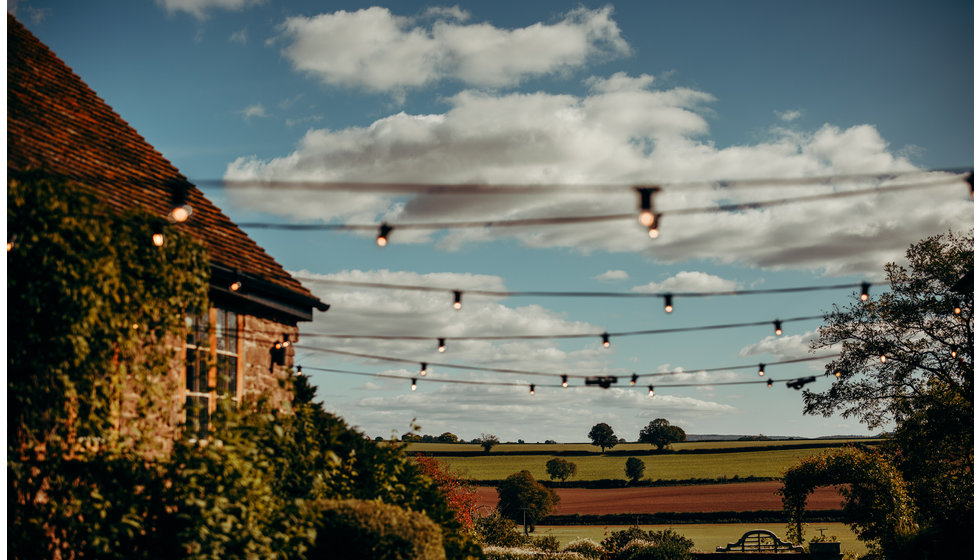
xmin=274 ymin=6 xmax=629 ymax=92
xmin=776 ymin=109 xmax=802 ymax=122
xmin=156 ymin=0 xmax=263 ymax=20
xmin=240 ymin=103 xmax=268 ymax=120
xmin=225 ymin=74 xmax=970 ymax=276
xmin=229 ymin=27 xmax=247 ymax=45
xmin=632 ymin=271 xmax=739 ymax=294
xmin=595 ymin=270 xmax=629 ymax=282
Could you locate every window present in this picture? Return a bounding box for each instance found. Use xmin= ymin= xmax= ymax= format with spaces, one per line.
xmin=184 ymin=308 xmax=241 ymax=439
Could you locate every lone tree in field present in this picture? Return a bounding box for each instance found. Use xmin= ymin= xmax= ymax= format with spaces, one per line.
xmin=784 ymin=230 xmax=974 ymax=558
xmin=478 ymin=433 xmax=500 ymax=454
xmin=638 ymin=418 xmax=686 ymax=451
xmin=587 ymin=422 xmax=618 ymax=453
xmin=496 ymin=470 xmax=560 ymax=534
xmin=545 ymin=458 xmax=577 ymax=484
xmin=624 ymin=457 xmax=646 ymax=483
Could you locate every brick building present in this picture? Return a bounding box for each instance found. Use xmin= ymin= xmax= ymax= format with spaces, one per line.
xmin=7 ymin=14 xmax=329 ymax=440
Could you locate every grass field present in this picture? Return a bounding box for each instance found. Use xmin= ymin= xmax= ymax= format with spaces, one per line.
xmin=404 ymin=439 xmax=878 ymax=455
xmin=431 ymin=447 xmax=844 ymax=481
xmin=534 ymin=523 xmax=867 ymax=556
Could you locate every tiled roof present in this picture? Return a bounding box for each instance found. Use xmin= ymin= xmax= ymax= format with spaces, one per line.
xmin=7 ymin=14 xmax=323 ymax=310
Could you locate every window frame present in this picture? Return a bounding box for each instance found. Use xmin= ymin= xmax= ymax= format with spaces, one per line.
xmin=183 ymin=307 xmax=243 ymax=438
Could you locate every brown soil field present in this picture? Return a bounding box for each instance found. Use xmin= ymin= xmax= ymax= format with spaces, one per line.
xmin=475 ymin=481 xmax=844 ymax=515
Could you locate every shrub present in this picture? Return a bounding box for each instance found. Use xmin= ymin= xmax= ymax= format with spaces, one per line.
xmin=307 ymin=499 xmax=445 ymax=560
xmin=476 ymin=510 xmax=531 ymax=547
xmin=483 ymin=547 xmax=586 ymax=559
xmin=602 ymin=528 xmax=694 ymax=560
xmin=562 ymin=538 xmax=604 ymax=558
xmin=531 ymin=535 xmax=561 ymax=552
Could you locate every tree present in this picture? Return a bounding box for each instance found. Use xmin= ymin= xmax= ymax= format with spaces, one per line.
xmin=587 ymin=423 xmax=618 ymax=453
xmin=545 ymin=458 xmax=577 ymax=484
xmin=436 ymin=432 xmax=459 ymax=443
xmin=625 ymin=457 xmax=646 ymax=483
xmin=794 ymin=230 xmax=973 ymax=557
xmin=478 ymin=433 xmax=499 ymax=454
xmin=638 ymin=418 xmax=687 ymax=450
xmin=496 ymin=470 xmax=560 ymax=534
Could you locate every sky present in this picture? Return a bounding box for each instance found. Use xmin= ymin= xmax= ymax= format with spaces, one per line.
xmin=9 ymin=0 xmax=974 ymax=442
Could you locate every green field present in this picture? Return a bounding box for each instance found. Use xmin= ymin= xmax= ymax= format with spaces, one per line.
xmin=534 ymin=523 xmax=867 ymax=556
xmin=431 ymin=447 xmax=848 ymax=481
xmin=404 ymin=439 xmax=877 ymax=455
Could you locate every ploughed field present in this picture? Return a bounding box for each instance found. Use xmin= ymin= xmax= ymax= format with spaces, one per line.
xmin=473 ymin=481 xmax=844 ymax=515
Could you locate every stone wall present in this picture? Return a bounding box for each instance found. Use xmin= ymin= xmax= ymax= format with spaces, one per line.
xmin=241 ymin=314 xmax=299 ymax=411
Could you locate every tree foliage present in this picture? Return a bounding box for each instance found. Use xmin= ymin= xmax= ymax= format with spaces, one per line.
xmin=790 ymin=230 xmax=974 ymax=559
xmin=587 ymin=422 xmax=618 ymax=453
xmin=478 ymin=433 xmax=500 ymax=453
xmin=625 ymin=457 xmax=646 ymax=483
xmin=416 ymin=454 xmax=479 ymax=530
xmin=638 ymin=419 xmax=686 ymax=450
xmin=496 ymin=470 xmax=560 ymax=533
xmin=545 ymin=458 xmax=577 ymax=483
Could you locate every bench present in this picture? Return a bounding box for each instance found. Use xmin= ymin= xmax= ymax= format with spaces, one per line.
xmin=715 ymin=530 xmax=804 ymax=554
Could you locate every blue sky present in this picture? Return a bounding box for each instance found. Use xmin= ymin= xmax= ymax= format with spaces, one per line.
xmin=11 ymin=0 xmax=973 ymax=442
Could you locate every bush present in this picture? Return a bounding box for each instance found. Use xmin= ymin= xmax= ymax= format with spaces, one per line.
xmin=476 ymin=510 xmax=530 ymax=547
xmin=307 ymin=499 xmax=445 ymax=560
xmin=562 ymin=538 xmax=604 ymax=558
xmin=531 ymin=535 xmax=561 ymax=552
xmin=483 ymin=547 xmax=586 ymax=559
xmin=602 ymin=528 xmax=694 ymax=560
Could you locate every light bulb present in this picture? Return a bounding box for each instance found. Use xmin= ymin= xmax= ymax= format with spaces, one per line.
xmin=453 ymin=291 xmax=462 ymax=310
xmin=561 ymin=375 xmax=568 ymax=388
xmin=834 ymin=371 xmax=842 ymax=379
xmin=774 ymin=321 xmax=783 ymax=336
xmin=648 ymin=385 xmax=655 ymax=397
xmin=152 ymin=232 xmax=165 ymax=247
xmin=170 ymin=204 xmax=192 ymax=223
xmin=602 ymin=333 xmax=610 ymax=348
xmin=860 ymin=282 xmax=870 ymax=302
xmin=411 ymin=378 xmax=417 ymax=391
xmin=954 ymin=302 xmax=962 ymax=315
xmin=767 ymin=379 xmax=773 ymax=388
xmin=230 ymin=281 xmax=242 ymax=292
xmin=529 ymin=384 xmax=535 ymax=396
xmin=664 ymin=294 xmax=673 ymax=314
xmin=647 ymin=213 xmax=662 ymax=239
xmin=437 ymin=338 xmax=446 ymax=353
xmin=630 ymin=374 xmax=638 ymax=386
xmin=639 ymin=210 xmax=654 ymax=227
xmin=758 ymin=364 xmax=766 ymax=376
xmin=420 ymin=362 xmax=428 ymax=376
xmin=376 ymin=223 xmax=392 ymax=247
xmin=880 ymin=355 xmax=887 ymax=363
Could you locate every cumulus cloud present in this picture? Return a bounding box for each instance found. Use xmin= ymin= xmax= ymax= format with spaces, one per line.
xmin=225 ymin=73 xmax=971 ymax=276
xmin=273 ymin=6 xmax=629 ymax=92
xmin=595 ymin=270 xmax=629 ymax=282
xmin=632 ymin=271 xmax=739 ymax=294
xmin=156 ymin=0 xmax=263 ymax=20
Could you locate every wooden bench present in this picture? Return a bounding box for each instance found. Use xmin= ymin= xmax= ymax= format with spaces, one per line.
xmin=715 ymin=530 xmax=804 ymax=554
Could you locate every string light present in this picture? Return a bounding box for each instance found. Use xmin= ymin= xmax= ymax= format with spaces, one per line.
xmin=767 ymin=378 xmax=773 ymax=388
xmin=860 ymin=282 xmax=870 ymax=302
xmin=950 ymin=348 xmax=958 ymax=358
xmin=420 ymin=362 xmax=428 ymax=376
xmin=376 ymin=223 xmax=392 ymax=247
xmin=602 ymin=332 xmax=610 ymax=348
xmin=834 ymin=370 xmax=842 ymax=379
xmin=648 ymin=385 xmax=655 ymax=397
xmin=664 ymin=294 xmax=673 ymax=313
xmin=411 ymin=378 xmax=417 ymax=391
xmin=635 ymin=186 xmax=661 ymax=227
xmin=168 ymin=181 xmax=193 ymax=223
xmin=758 ymin=364 xmax=766 ymax=376
xmin=773 ymin=320 xmax=783 ymax=336
xmin=953 ymin=301 xmax=962 ymax=315
xmin=630 ymin=373 xmax=638 ymax=386
xmin=880 ymin=355 xmax=887 ymax=363
xmin=647 ymin=213 xmax=663 ymax=239
xmin=453 ymin=290 xmax=462 ymax=310
xmin=152 ymin=223 xmax=165 ymax=247
xmin=561 ymin=375 xmax=568 ymax=388
xmin=230 ymin=280 xmax=242 ymax=292
xmin=529 ymin=384 xmax=535 ymax=396
xmin=437 ymin=338 xmax=446 ymax=353
xmin=281 ymin=334 xmax=291 ymax=348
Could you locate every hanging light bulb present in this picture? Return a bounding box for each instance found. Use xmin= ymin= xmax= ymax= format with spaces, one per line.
xmin=953 ymin=301 xmax=962 ymax=315
xmin=860 ymin=282 xmax=870 ymax=302
xmin=663 ymin=294 xmax=673 ymax=313
xmin=230 ymin=280 xmax=242 ymax=292
xmin=601 ymin=332 xmax=611 ymax=348
xmin=453 ymin=290 xmax=463 ymax=310
xmin=767 ymin=378 xmax=773 ymax=388
xmin=758 ymin=364 xmax=766 ymax=376
xmin=411 ymin=378 xmax=417 ymax=391
xmin=420 ymin=362 xmax=428 ymax=376
xmin=635 ymin=186 xmax=661 ymax=226
xmin=376 ymin=223 xmax=393 ymax=247
xmin=950 ymin=348 xmax=958 ymax=358
xmin=647 ymin=213 xmax=663 ymax=239
xmin=437 ymin=338 xmax=446 ymax=353
xmin=561 ymin=375 xmax=568 ymax=388
xmin=168 ymin=181 xmax=193 ymax=223
xmin=648 ymin=385 xmax=655 ymax=397
xmin=529 ymin=384 xmax=535 ymax=396
xmin=880 ymin=355 xmax=887 ymax=363
xmin=297 ymin=365 xmax=302 ymax=374
xmin=834 ymin=370 xmax=842 ymax=379
xmin=630 ymin=373 xmax=638 ymax=386
xmin=773 ymin=320 xmax=783 ymax=336
xmin=152 ymin=223 xmax=165 ymax=247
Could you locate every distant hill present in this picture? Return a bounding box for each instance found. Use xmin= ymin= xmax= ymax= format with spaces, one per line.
xmin=687 ymin=434 xmax=875 ymax=442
